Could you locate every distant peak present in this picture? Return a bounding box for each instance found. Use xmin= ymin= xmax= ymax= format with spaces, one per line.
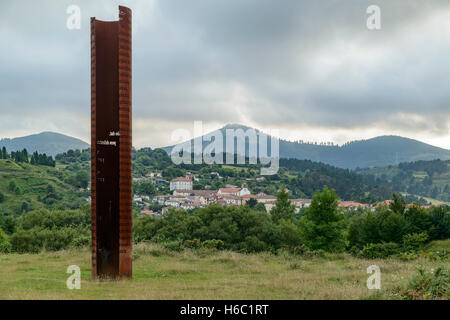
xmin=221 ymin=123 xmax=255 ymax=131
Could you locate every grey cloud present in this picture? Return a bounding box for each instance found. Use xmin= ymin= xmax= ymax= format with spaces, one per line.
xmin=0 ymin=0 xmax=449 ymax=147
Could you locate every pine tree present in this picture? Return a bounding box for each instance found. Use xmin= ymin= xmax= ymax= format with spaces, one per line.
xmin=390 ymin=193 xmax=406 ymax=215
xmin=301 ymin=186 xmax=346 ymax=252
xmin=270 ymin=186 xmax=296 ymax=222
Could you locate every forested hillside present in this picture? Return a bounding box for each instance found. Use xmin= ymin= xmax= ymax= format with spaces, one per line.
xmin=357 ymin=159 xmax=450 ymax=203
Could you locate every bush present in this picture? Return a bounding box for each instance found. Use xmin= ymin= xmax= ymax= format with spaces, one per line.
xmin=10 ymin=229 xmax=41 ymax=253
xmin=71 ymin=234 xmax=91 ymax=248
xmin=201 ymin=239 xmax=224 ymax=250
xmin=184 ymin=238 xmax=201 ymax=249
xmin=241 ymin=236 xmax=267 ymax=253
xmin=281 ymin=244 xmax=314 ymax=257
xmin=0 ymin=228 xmax=11 ymax=253
xmin=360 ymin=242 xmax=400 ymax=259
xmin=395 ymin=267 xmax=449 ymax=300
xmin=161 ymin=239 xmax=184 ymax=251
xmin=402 ymin=232 xmax=428 ymax=252
xmin=40 ymin=228 xmax=77 ymax=251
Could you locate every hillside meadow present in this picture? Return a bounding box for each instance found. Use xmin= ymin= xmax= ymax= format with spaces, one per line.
xmin=0 ymin=242 xmax=448 ymax=300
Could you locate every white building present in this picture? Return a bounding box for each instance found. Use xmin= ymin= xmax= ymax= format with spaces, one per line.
xmin=217 ymin=187 xmax=250 ymax=197
xmin=170 ymin=177 xmax=193 ymax=191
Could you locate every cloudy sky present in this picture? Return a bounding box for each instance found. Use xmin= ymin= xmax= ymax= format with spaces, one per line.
xmin=1 ymin=0 xmax=450 ymax=149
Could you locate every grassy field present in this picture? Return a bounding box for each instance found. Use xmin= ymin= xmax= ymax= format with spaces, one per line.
xmin=0 ymin=243 xmax=448 ymax=300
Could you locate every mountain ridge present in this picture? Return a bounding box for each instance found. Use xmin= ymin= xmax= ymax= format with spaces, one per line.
xmin=163 ymin=123 xmax=450 ymax=169
xmin=0 ymin=132 xmax=89 ymax=157
xmin=1 ymin=126 xmax=449 ymax=169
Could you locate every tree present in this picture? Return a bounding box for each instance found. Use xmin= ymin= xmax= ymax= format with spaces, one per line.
xmin=75 ymin=171 xmax=89 ymax=189
xmin=0 ymin=146 xmax=7 ymax=159
xmin=301 ymin=187 xmax=345 ymax=252
xmin=134 ymin=181 xmax=156 ymax=196
xmin=246 ymin=198 xmax=258 ymax=208
xmin=390 ymin=193 xmax=406 ymax=215
xmin=254 ymin=202 xmax=267 ymax=212
xmin=270 ymin=186 xmax=296 ymax=223
xmin=0 ymin=191 xmax=4 ymax=203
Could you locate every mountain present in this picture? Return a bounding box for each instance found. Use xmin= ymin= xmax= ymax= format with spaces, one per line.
xmin=163 ymin=124 xmax=450 ymax=169
xmin=0 ymin=132 xmax=89 ymax=157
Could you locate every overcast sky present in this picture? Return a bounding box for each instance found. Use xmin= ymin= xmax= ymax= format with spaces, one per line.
xmin=1 ymin=0 xmax=450 ymax=149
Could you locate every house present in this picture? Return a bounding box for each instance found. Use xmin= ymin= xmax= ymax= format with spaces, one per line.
xmin=256 ymin=193 xmax=277 ymax=203
xmin=140 ymin=209 xmax=158 ymax=216
xmin=338 ymin=201 xmax=370 ymax=210
xmin=217 ymin=194 xmax=242 ymax=206
xmin=375 ymin=200 xmax=393 ymax=209
xmin=263 ymin=200 xmax=276 ymax=212
xmin=165 ymin=199 xmax=180 ymax=207
xmin=217 ymin=186 xmax=250 ymax=197
xmin=170 ymin=177 xmax=193 ymax=191
xmin=240 ymin=194 xmax=257 ymax=205
xmin=210 ymin=172 xmax=221 ymax=178
xmin=153 ymin=194 xmax=170 ymax=205
xmin=290 ymin=198 xmax=312 ymax=209
xmin=173 ymin=189 xmax=217 ymax=204
xmin=180 ymin=201 xmax=206 ymax=210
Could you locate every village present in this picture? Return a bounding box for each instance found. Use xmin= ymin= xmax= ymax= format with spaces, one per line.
xmin=133 ymin=172 xmax=379 ymax=217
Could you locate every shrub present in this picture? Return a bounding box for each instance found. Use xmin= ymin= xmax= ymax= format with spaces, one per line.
xmin=10 ymin=229 xmax=41 ymax=253
xmin=40 ymin=228 xmax=77 ymax=251
xmin=0 ymin=228 xmax=11 ymax=253
xmin=360 ymin=242 xmax=400 ymax=259
xmin=395 ymin=252 xmax=418 ymax=261
xmin=201 ymin=239 xmax=224 ymax=250
xmin=241 ymin=236 xmax=267 ymax=253
xmin=282 ymin=244 xmax=314 ymax=257
xmin=395 ymin=267 xmax=449 ymax=300
xmin=184 ymin=238 xmax=201 ymax=249
xmin=161 ymin=239 xmax=184 ymax=251
xmin=71 ymin=234 xmax=91 ymax=248
xmin=402 ymin=232 xmax=428 ymax=252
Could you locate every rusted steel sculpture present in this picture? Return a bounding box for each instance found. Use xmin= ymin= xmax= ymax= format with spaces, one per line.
xmin=91 ymin=6 xmax=132 ymax=279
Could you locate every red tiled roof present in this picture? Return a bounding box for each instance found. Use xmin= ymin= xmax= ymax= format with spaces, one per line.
xmin=338 ymin=201 xmax=369 ymax=208
xmin=171 ymin=177 xmax=192 ymax=182
xmin=219 ymin=187 xmax=241 ymax=193
xmin=257 ymin=194 xmax=277 ymax=199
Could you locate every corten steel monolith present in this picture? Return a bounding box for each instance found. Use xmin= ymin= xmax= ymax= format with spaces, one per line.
xmin=91 ymin=6 xmax=132 ymax=279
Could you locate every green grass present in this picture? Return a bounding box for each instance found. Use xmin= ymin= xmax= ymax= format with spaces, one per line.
xmin=0 ymin=243 xmax=448 ymax=300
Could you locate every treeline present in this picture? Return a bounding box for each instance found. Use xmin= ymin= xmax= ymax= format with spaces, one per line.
xmin=398 ymin=159 xmax=448 ymax=176
xmin=1 ymin=189 xmax=448 ymax=256
xmin=280 ymin=158 xmax=392 ymax=202
xmin=356 ymin=159 xmax=450 ymax=202
xmin=30 ymin=151 xmax=55 ymax=166
xmin=133 ymin=188 xmax=450 ymax=258
xmin=55 ymin=149 xmax=90 ymax=164
xmin=0 ymin=205 xmax=91 ymax=253
xmin=0 ymin=146 xmax=55 ymax=167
